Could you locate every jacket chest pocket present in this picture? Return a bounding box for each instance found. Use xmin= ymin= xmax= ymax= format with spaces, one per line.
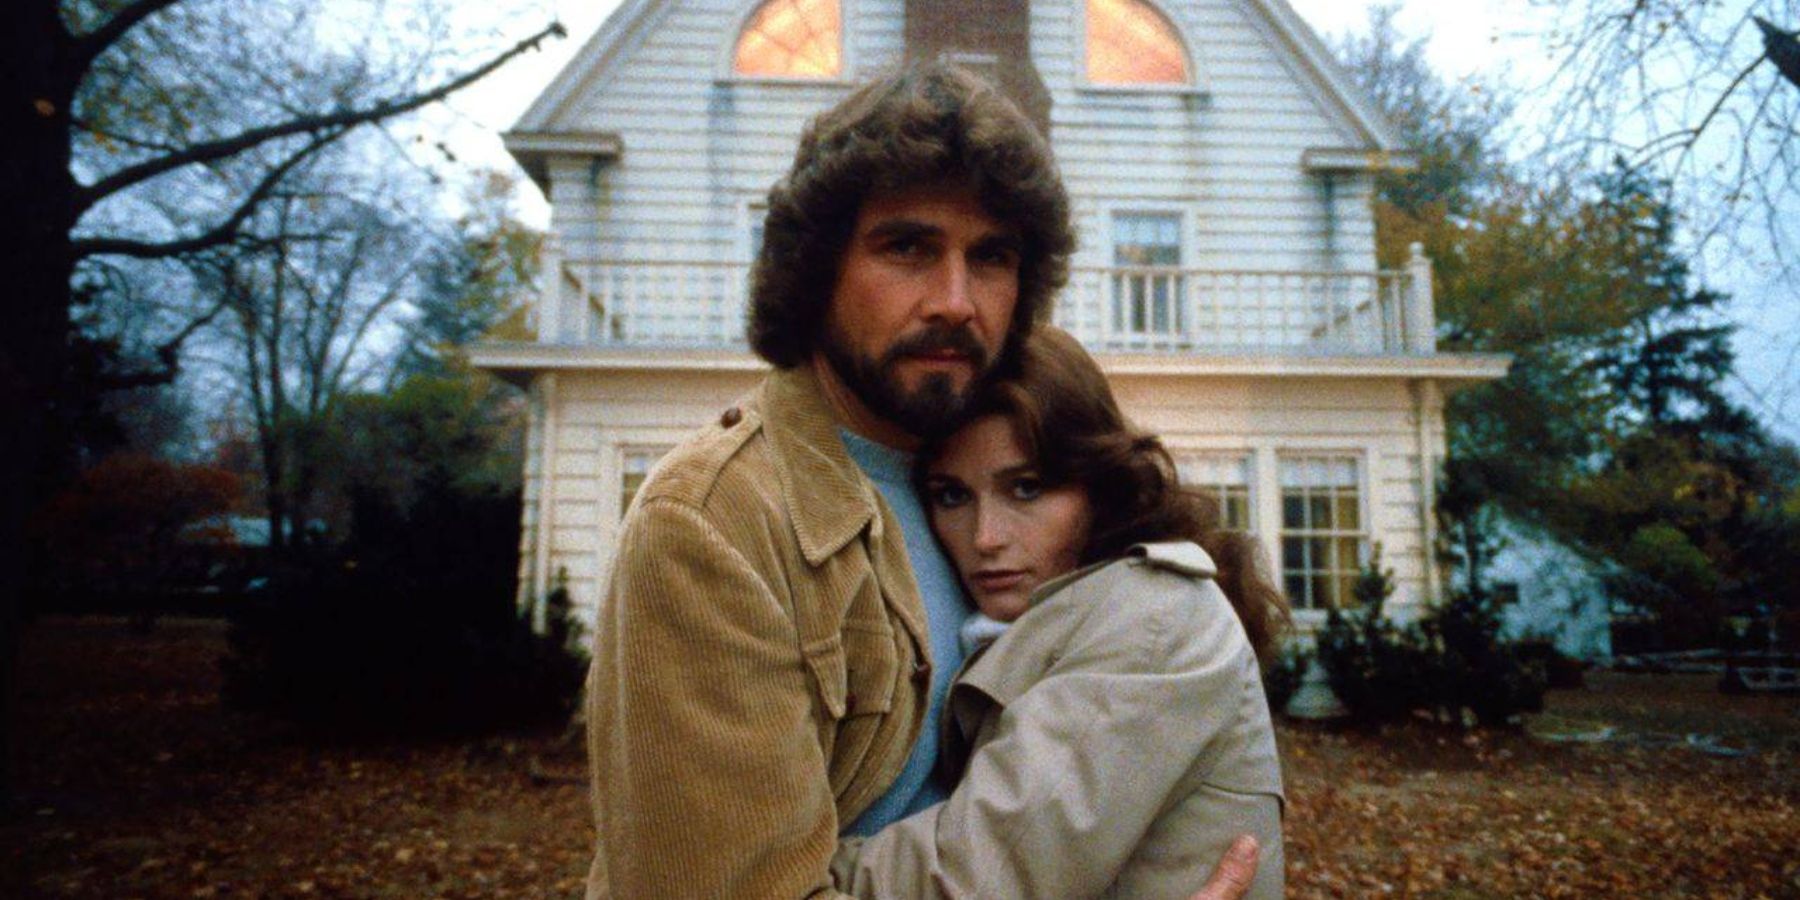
xmin=800 ymin=617 xmax=899 ymax=722
xmin=807 ymin=617 xmax=901 ymax=804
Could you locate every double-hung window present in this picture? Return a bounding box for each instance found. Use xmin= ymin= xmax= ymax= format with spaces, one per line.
xmin=1175 ymin=453 xmax=1254 ymax=531
xmin=1278 ymin=454 xmax=1366 ymax=610
xmin=1111 ymin=212 xmax=1184 ymax=338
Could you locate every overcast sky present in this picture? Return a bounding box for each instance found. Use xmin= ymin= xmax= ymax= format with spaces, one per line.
xmin=433 ymin=0 xmax=1797 ymax=442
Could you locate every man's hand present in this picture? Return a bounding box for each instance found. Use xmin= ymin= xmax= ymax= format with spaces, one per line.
xmin=1188 ymin=835 xmax=1260 ymax=900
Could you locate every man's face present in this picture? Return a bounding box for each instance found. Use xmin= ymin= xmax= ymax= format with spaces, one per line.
xmin=821 ymin=182 xmax=1022 ymax=439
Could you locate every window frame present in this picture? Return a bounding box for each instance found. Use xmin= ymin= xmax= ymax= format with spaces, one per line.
xmin=1172 ymin=450 xmax=1257 ymax=533
xmin=718 ymin=0 xmax=856 ymax=85
xmin=1077 ymin=0 xmax=1208 ymax=97
xmin=617 ymin=444 xmax=675 ymax=521
xmin=1275 ymin=450 xmax=1370 ymax=613
xmin=1106 ymin=206 xmax=1192 ymax=340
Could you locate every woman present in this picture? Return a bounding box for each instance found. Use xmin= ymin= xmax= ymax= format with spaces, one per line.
xmin=832 ymin=326 xmax=1290 ymax=899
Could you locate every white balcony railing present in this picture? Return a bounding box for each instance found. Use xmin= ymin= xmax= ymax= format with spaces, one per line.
xmin=545 ymin=246 xmax=1436 ymax=356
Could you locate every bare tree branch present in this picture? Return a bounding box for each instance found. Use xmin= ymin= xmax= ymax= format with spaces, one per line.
xmin=69 ymin=0 xmax=188 ymax=73
xmin=70 ymin=129 xmax=344 ymax=260
xmin=93 ymin=293 xmax=231 ymax=391
xmin=71 ymin=20 xmax=566 ymax=218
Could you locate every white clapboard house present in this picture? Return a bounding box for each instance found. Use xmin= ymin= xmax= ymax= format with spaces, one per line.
xmin=471 ymin=0 xmax=1511 ymax=633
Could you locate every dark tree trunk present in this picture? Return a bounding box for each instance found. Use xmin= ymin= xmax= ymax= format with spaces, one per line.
xmin=0 ymin=1 xmax=78 ymax=805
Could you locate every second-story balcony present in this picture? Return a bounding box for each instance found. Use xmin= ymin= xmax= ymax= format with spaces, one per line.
xmin=538 ymin=245 xmax=1438 ymax=357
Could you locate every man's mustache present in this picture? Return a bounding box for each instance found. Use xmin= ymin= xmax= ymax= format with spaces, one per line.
xmin=882 ymin=326 xmax=988 ymax=370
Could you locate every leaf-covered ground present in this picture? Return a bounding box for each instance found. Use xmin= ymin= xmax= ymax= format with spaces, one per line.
xmin=5 ymin=618 xmax=1796 ymax=898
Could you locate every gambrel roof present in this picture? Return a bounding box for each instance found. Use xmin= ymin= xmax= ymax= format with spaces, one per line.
xmin=511 ymin=0 xmax=1407 ymax=152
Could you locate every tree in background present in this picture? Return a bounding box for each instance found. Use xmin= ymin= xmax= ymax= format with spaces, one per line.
xmin=1525 ymin=0 xmax=1800 ymax=274
xmin=2 ymin=0 xmax=562 ymax=798
xmin=1336 ymin=9 xmax=1800 ymax=648
xmin=30 ymin=453 xmax=241 ymax=623
xmin=189 ymin=162 xmax=443 ymax=557
xmin=220 ymin=175 xmax=580 ymax=738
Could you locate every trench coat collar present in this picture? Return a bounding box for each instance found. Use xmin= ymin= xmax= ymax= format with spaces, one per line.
xmin=953 ymin=541 xmax=1220 ymax=717
xmin=759 ymin=365 xmax=886 ymax=567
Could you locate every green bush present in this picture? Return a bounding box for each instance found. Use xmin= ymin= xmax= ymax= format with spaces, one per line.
xmin=1315 ymin=547 xmax=1549 ymax=727
xmin=1423 ymin=592 xmax=1549 ymax=726
xmin=1315 ymin=548 xmax=1436 ymax=722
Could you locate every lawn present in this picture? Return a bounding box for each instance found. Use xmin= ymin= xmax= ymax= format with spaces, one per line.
xmin=4 ymin=618 xmax=1796 ymax=898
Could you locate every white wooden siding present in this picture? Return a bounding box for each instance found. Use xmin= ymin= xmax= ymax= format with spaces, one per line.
xmin=525 ymin=367 xmax=1443 ymax=630
xmin=506 ymin=0 xmax=1444 ymax=626
xmin=535 ymin=0 xmax=1380 ymax=284
xmin=1112 ymin=373 xmax=1441 ymax=623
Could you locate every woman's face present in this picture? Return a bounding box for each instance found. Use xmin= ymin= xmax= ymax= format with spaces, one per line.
xmin=924 ymin=415 xmax=1092 ymax=622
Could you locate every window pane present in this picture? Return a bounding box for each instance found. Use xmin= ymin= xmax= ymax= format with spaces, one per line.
xmin=1282 ymin=494 xmax=1305 ymax=528
xmin=1281 ymin=536 xmax=1305 ymax=569
xmin=1308 ymin=495 xmax=1331 ymax=529
xmin=1284 ymin=573 xmax=1308 ymax=606
xmin=1308 ymin=537 xmax=1330 ymax=570
xmin=1335 ymin=493 xmax=1360 ymax=530
xmin=1113 ymin=212 xmax=1181 ymax=266
xmin=1223 ymin=493 xmax=1250 ymax=531
xmin=733 ymin=0 xmax=841 ymax=78
xmin=620 ymin=448 xmax=671 ymax=519
xmin=1087 ymin=0 xmax=1189 ymax=85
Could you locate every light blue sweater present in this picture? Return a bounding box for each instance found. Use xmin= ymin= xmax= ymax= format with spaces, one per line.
xmin=839 ymin=430 xmax=972 ymax=836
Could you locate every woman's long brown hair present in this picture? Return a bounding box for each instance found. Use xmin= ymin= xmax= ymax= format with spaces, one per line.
xmin=922 ymin=327 xmax=1292 ymax=662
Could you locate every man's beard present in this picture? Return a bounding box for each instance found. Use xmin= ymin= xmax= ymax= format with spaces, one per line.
xmin=821 ymin=324 xmax=993 ymax=440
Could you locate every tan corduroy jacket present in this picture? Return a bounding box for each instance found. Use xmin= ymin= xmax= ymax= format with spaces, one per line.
xmin=585 ymin=365 xmax=932 ymax=899
xmin=831 ymin=543 xmax=1286 ymax=899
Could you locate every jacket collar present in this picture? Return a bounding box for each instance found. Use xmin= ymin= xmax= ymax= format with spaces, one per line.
xmin=757 ymin=366 xmax=885 ymax=566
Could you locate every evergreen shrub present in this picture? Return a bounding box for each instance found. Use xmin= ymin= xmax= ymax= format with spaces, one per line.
xmin=1315 ymin=547 xmax=1549 ymax=727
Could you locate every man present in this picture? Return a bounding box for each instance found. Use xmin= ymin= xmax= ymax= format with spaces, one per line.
xmin=586 ymin=62 xmax=1259 ymax=899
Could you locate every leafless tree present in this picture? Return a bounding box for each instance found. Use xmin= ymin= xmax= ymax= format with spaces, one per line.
xmin=1530 ymin=0 xmax=1799 ymax=263
xmin=0 ymin=0 xmax=562 ymax=800
xmin=191 ymin=162 xmax=437 ymax=552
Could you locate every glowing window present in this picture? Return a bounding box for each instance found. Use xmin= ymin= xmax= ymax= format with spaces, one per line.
xmin=1087 ymin=0 xmax=1189 ymax=86
xmin=733 ymin=0 xmax=842 ymax=79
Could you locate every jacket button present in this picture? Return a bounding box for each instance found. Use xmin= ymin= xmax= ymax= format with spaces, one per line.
xmin=719 ymin=406 xmax=742 ymax=427
xmin=912 ymin=662 xmax=930 ymax=686
xmin=844 ymin=692 xmax=857 ymax=715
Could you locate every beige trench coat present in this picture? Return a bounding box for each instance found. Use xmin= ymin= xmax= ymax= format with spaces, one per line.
xmin=586 ymin=366 xmax=934 ymax=899
xmin=831 ymin=543 xmax=1286 ymax=899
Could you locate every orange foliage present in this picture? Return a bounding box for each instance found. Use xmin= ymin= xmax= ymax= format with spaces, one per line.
xmin=32 ymin=453 xmax=242 ymax=591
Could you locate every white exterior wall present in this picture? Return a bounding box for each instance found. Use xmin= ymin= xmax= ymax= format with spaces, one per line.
xmin=544 ymin=0 xmax=900 ymax=270
xmin=496 ymin=0 xmax=1470 ymax=627
xmin=527 ymin=367 xmax=1445 ymax=628
xmin=541 ymin=0 xmax=1373 ymax=279
xmin=524 ymin=369 xmax=764 ymax=618
xmin=1032 ymin=0 xmax=1377 ymax=272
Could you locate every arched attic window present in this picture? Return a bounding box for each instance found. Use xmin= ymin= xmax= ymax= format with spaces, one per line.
xmin=1086 ymin=0 xmax=1190 ymax=86
xmin=733 ymin=0 xmax=842 ymax=78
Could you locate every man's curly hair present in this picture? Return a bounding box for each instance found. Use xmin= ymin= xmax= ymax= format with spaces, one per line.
xmin=747 ymin=61 xmax=1076 ymax=369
